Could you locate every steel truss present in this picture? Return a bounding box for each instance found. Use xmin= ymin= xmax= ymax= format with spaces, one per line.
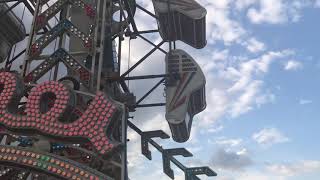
xmin=0 ymin=0 xmax=217 ymax=179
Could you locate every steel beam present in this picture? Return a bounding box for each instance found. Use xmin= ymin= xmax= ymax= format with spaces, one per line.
xmin=7 ymin=49 xmax=26 ymax=65
xmin=25 ymin=31 xmax=46 ymax=36
xmin=0 ymin=0 xmax=22 ymax=18
xmin=138 ymin=29 xmax=159 ymax=34
xmin=0 ymin=0 xmax=20 ymax=3
xmin=120 ymin=80 xmax=130 ymax=93
xmin=96 ymin=0 xmax=108 ymax=92
xmin=23 ymin=0 xmax=49 ymax=33
xmin=135 ymin=103 xmax=166 ymax=108
xmin=136 ymin=4 xmax=157 ymax=19
xmin=127 ymin=121 xmax=186 ymax=170
xmin=122 ymin=0 xmax=138 ymax=33
xmin=120 ymin=41 xmax=165 ymax=78
xmin=90 ymin=0 xmax=102 ymax=90
xmin=127 ymin=121 xmax=217 ymax=179
xmin=4 ymin=47 xmax=13 ymax=70
xmin=136 ymin=78 xmax=165 ymax=104
xmin=123 ymin=74 xmax=168 ymax=80
xmin=121 ymin=108 xmax=129 ymax=180
xmin=22 ymin=0 xmax=41 ymax=76
xmin=137 ymin=35 xmax=167 ymax=54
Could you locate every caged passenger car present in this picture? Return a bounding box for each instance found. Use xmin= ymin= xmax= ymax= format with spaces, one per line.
xmin=165 ymin=49 xmax=206 ymax=143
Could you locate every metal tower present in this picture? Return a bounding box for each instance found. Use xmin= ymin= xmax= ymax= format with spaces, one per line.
xmin=0 ymin=0 xmax=217 ymax=179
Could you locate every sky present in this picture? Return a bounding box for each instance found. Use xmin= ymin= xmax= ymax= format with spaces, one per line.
xmin=124 ymin=0 xmax=320 ymax=180
xmin=4 ymin=0 xmax=320 ymax=180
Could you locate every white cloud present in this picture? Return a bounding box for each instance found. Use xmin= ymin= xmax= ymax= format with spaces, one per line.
xmin=207 ymin=125 xmax=224 ymax=133
xmin=215 ymin=137 xmax=243 ymax=147
xmin=228 ymin=50 xmax=294 ymax=92
xmin=120 ymin=1 xmax=314 ymax=179
xmin=237 ymin=172 xmax=283 ymax=180
xmin=230 ymin=80 xmax=263 ymax=117
xmin=217 ymin=160 xmax=320 ymax=180
xmin=284 ymin=60 xmax=303 ymax=71
xmin=203 ymin=0 xmax=246 ymax=45
xmin=244 ymin=38 xmax=266 ymax=53
xmin=10 ymin=1 xmax=320 ymax=180
xmin=247 ymin=0 xmax=288 ymax=24
xmin=211 ymin=148 xmax=253 ymax=170
xmin=299 ymin=99 xmax=313 ymax=105
xmin=127 ymin=113 xmax=170 ymax=171
xmin=226 ymin=50 xmax=292 ymax=117
xmin=192 ymin=48 xmax=294 ymax=129
xmin=252 ymin=128 xmax=290 ymax=146
xmin=266 ymin=160 xmax=320 ymax=177
xmin=256 ymin=92 xmax=276 ymax=107
xmin=246 ymin=0 xmax=312 ymax=24
xmin=235 ymin=0 xmax=257 ymax=10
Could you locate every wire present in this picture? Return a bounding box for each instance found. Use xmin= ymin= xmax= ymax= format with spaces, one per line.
xmin=9 ymin=5 xmax=26 ymax=70
xmin=49 ymin=14 xmax=59 ymax=81
xmin=167 ymin=0 xmax=172 ymax=51
xmin=127 ymin=38 xmax=131 ymax=88
xmin=21 ymin=5 xmax=26 ymax=26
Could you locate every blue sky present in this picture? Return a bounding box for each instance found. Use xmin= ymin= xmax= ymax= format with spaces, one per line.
xmin=4 ymin=0 xmax=320 ymax=179
xmin=125 ymin=0 xmax=320 ymax=179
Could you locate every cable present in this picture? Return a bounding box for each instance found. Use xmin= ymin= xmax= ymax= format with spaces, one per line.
xmin=167 ymin=0 xmax=172 ymax=51
xmin=21 ymin=5 xmax=26 ymax=26
xmin=9 ymin=5 xmax=26 ymax=70
xmin=127 ymin=38 xmax=131 ymax=88
xmin=49 ymin=15 xmax=59 ymax=80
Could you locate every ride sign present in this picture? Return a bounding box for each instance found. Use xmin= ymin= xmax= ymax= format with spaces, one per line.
xmin=0 ymin=71 xmax=123 ymax=156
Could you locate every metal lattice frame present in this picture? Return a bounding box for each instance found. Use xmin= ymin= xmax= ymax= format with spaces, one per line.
xmin=0 ymin=0 xmax=217 ymax=179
